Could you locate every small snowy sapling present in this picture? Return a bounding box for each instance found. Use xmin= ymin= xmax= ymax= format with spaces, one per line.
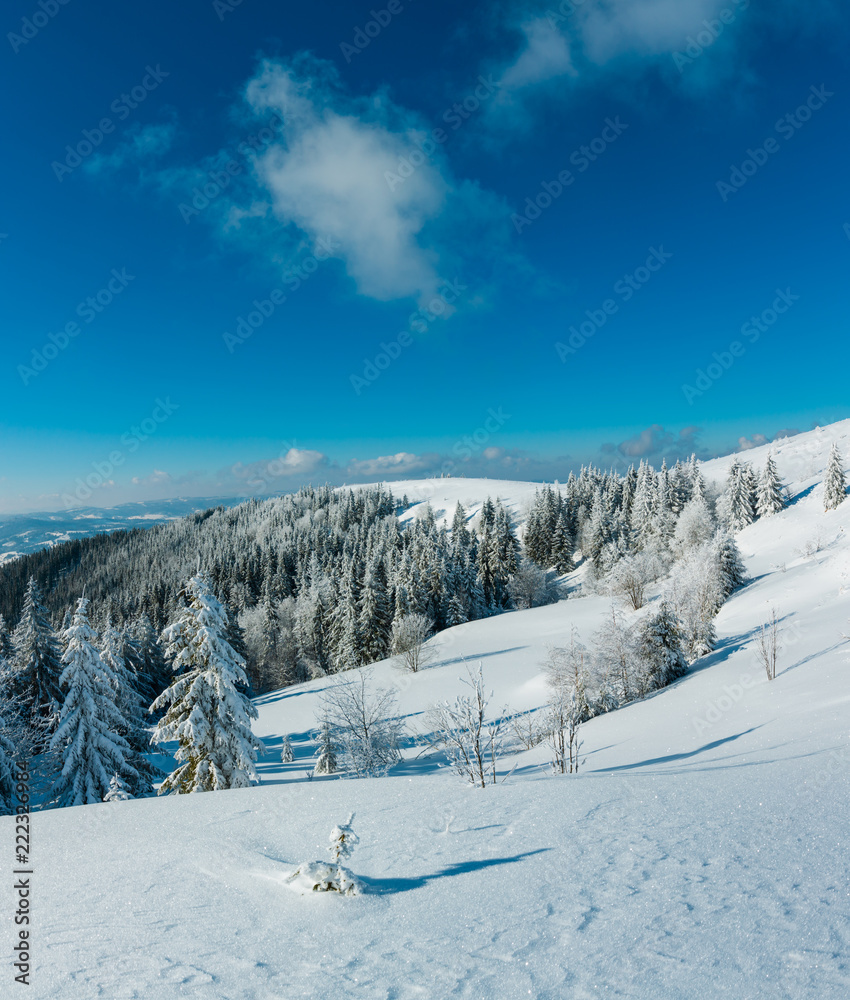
xmin=283 ymin=813 xmax=364 ymax=896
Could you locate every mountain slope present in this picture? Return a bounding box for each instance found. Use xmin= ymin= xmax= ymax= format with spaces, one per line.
xmin=6 ymin=421 xmax=850 ymax=998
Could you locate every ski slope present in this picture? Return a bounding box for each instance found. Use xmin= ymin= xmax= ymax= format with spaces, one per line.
xmin=5 ymin=422 xmax=850 ymax=999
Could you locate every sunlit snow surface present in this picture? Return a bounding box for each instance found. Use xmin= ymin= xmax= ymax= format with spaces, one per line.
xmin=6 ymin=421 xmax=850 ymax=998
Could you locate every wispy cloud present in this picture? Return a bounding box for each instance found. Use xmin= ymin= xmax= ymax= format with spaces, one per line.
xmin=85 ymin=118 xmax=177 ymax=176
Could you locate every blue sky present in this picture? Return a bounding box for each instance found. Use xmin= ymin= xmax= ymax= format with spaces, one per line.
xmin=1 ymin=0 xmax=847 ymax=512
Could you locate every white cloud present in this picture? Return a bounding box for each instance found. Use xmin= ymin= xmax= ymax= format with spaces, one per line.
xmin=131 ymin=469 xmax=172 ymax=486
xmin=500 ymin=17 xmax=576 ymax=91
xmin=490 ymin=0 xmax=840 ymax=115
xmin=241 ymin=56 xmax=500 ymax=305
xmin=346 ymin=452 xmax=434 ymax=478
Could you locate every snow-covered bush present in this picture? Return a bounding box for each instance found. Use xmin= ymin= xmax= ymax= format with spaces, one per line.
xmin=320 ymin=670 xmax=403 ymax=777
xmin=284 ymin=814 xmax=364 ymax=896
xmin=423 ymin=664 xmax=504 ymax=787
xmin=281 ymin=735 xmax=293 ymax=764
xmin=606 ymin=554 xmax=655 ymax=610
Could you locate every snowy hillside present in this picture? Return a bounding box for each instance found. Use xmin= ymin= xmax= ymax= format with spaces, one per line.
xmin=6 ymin=422 xmax=850 ymax=998
xmin=0 ymin=496 xmax=247 ymax=563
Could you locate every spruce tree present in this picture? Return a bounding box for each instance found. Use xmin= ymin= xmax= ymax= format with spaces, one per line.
xmin=12 ymin=577 xmax=63 ymax=734
xmin=824 ymin=443 xmax=847 ymax=511
xmin=756 ymin=453 xmax=785 ymax=517
xmin=0 ymin=615 xmax=13 ymax=663
xmin=152 ymin=574 xmax=263 ymax=794
xmin=50 ymin=598 xmax=138 ymax=807
xmin=313 ymin=719 xmax=338 ymax=775
xmin=712 ymin=530 xmax=747 ymax=604
xmin=637 ymin=601 xmax=688 ymax=692
xmin=100 ymin=623 xmax=157 ymax=797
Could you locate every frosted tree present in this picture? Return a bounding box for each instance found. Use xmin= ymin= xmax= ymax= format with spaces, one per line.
xmin=281 ymin=734 xmax=293 ymax=763
xmin=636 ymin=601 xmax=688 ymax=693
xmin=50 ymin=598 xmax=138 ymax=807
xmin=320 ymin=669 xmax=403 ymax=777
xmin=664 ymin=545 xmax=721 ymax=661
xmin=593 ymin=604 xmax=638 ymax=705
xmin=423 ymin=664 xmax=504 ymax=787
xmin=824 ymin=443 xmax=847 ymax=511
xmin=152 ymin=573 xmax=264 ymax=794
xmin=508 ymin=558 xmax=562 ymax=610
xmin=543 ymin=633 xmax=587 ymax=774
xmin=756 ymin=453 xmax=786 ymax=517
xmin=313 ymin=718 xmax=338 ymax=775
xmin=391 ymin=613 xmax=434 ymax=672
xmin=672 ymin=494 xmax=715 ymax=555
xmin=11 ymin=577 xmax=63 ymax=733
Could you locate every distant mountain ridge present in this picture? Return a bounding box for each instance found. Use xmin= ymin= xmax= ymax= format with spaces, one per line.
xmin=0 ymin=496 xmax=249 ymax=563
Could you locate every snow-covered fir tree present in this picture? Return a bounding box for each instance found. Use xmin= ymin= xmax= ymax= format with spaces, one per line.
xmin=281 ymin=734 xmax=293 ymax=763
xmin=823 ymin=443 xmax=847 ymax=511
xmin=104 ymin=773 xmax=132 ymax=802
xmin=152 ymin=573 xmax=264 ymax=794
xmin=11 ymin=577 xmax=63 ymax=733
xmin=50 ymin=597 xmax=138 ymax=807
xmin=636 ymin=601 xmax=688 ymax=692
xmin=756 ymin=453 xmax=786 ymax=518
xmin=313 ymin=718 xmax=338 ymax=775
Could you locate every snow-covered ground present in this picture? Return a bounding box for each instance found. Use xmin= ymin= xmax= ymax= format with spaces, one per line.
xmin=5 ymin=422 xmax=850 ymax=998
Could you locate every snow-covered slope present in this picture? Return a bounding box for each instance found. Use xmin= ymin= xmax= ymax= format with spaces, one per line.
xmin=6 ymin=422 xmax=850 ymax=999
xmin=0 ymin=496 xmax=247 ymax=563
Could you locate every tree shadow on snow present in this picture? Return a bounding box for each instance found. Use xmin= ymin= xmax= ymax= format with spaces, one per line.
xmin=361 ymin=849 xmax=551 ymax=894
xmin=593 ymin=726 xmax=764 ymax=773
xmin=430 ymin=646 xmax=528 ymax=669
